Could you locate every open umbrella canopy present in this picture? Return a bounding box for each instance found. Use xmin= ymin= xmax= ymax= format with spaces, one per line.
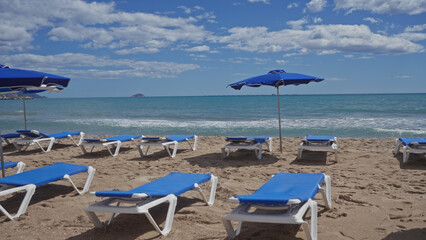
xmin=0 ymin=64 xmax=70 ymax=177
xmin=228 ymin=69 xmax=324 ymax=90
xmin=0 ymin=65 xmax=70 ymax=88
xmin=228 ymin=69 xmax=324 ymax=153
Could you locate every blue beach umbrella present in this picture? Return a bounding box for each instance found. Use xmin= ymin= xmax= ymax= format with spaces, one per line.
xmin=0 ymin=64 xmax=70 ymax=177
xmin=228 ymin=69 xmax=324 ymax=152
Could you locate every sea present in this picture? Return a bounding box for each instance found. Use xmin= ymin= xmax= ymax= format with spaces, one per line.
xmin=1 ymin=93 xmax=425 ymax=138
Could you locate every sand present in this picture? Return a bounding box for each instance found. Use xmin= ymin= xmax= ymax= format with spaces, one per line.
xmin=1 ymin=136 xmax=425 ymax=240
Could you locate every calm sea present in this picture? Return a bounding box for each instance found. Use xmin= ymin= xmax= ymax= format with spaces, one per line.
xmin=1 ymin=94 xmax=425 ymax=138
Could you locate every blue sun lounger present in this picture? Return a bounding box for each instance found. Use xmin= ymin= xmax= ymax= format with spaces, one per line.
xmin=222 ymin=173 xmax=331 ymax=240
xmin=80 ymin=134 xmax=143 ymax=157
xmin=0 ymin=162 xmax=95 ymax=220
xmin=298 ymin=135 xmax=339 ymax=162
xmin=1 ymin=161 xmax=25 ymax=174
xmin=222 ymin=136 xmax=272 ymax=160
xmin=137 ymin=135 xmax=198 ymax=158
xmin=1 ymin=133 xmax=20 ymax=145
xmin=394 ymin=137 xmax=426 ymax=164
xmin=12 ymin=130 xmax=85 ymax=152
xmin=85 ymin=172 xmax=218 ymax=236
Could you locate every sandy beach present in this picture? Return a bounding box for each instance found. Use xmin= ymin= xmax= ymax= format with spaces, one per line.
xmin=1 ymin=136 xmax=425 ymax=240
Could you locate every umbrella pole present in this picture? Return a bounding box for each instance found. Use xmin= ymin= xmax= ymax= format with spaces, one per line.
xmin=1 ymin=135 xmax=5 ymax=177
xmin=276 ymin=87 xmax=283 ymax=152
xmin=23 ymin=92 xmax=27 ymax=130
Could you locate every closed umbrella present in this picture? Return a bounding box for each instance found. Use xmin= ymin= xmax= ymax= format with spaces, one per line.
xmin=0 ymin=64 xmax=70 ymax=177
xmin=228 ymin=69 xmax=324 ymax=152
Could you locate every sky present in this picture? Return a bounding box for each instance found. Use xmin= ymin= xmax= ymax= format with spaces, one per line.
xmin=1 ymin=0 xmax=425 ymax=97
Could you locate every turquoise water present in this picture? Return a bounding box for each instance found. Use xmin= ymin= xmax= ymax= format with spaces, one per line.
xmin=1 ymin=94 xmax=425 ymax=138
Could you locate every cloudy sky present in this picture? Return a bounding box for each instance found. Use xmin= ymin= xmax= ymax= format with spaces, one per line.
xmin=1 ymin=0 xmax=425 ymax=97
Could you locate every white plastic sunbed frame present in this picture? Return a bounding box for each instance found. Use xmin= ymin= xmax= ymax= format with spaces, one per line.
xmin=12 ymin=131 xmax=85 ymax=153
xmin=136 ymin=135 xmax=198 ymax=158
xmin=222 ymin=174 xmax=332 ymax=240
xmin=298 ymin=137 xmax=339 ymax=162
xmin=222 ymin=137 xmax=272 ymax=160
xmin=80 ymin=136 xmax=142 ymax=157
xmin=394 ymin=138 xmax=426 ymax=164
xmin=0 ymin=166 xmax=95 ymax=220
xmin=84 ymin=174 xmax=217 ymax=236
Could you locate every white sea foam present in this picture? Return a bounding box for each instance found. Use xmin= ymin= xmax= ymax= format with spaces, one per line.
xmin=57 ymin=116 xmax=426 ymax=133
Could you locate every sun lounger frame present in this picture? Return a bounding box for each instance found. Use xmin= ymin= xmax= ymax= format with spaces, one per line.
xmin=394 ymin=138 xmax=426 ymax=164
xmin=0 ymin=163 xmax=95 ymax=220
xmin=80 ymin=135 xmax=142 ymax=157
xmin=84 ymin=173 xmax=217 ymax=236
xmin=298 ymin=136 xmax=338 ymax=162
xmin=1 ymin=161 xmax=25 ymax=174
xmin=12 ymin=130 xmax=85 ymax=153
xmin=222 ymin=173 xmax=331 ymax=240
xmin=137 ymin=135 xmax=198 ymax=158
xmin=222 ymin=137 xmax=272 ymax=160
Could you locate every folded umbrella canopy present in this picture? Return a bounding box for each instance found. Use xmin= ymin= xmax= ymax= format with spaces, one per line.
xmin=228 ymin=70 xmax=324 ymax=152
xmin=0 ymin=64 xmax=71 ymax=177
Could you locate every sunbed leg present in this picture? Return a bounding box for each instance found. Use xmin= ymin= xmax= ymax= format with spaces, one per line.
xmin=80 ymin=145 xmax=87 ymax=154
xmin=267 ymin=138 xmax=272 ymax=152
xmin=255 ymin=144 xmax=262 ymax=160
xmin=63 ymin=166 xmax=96 ymax=195
xmin=0 ymin=184 xmax=36 ymax=220
xmin=319 ymin=174 xmax=332 ymax=209
xmin=16 ymin=161 xmax=25 ymax=173
xmin=108 ymin=202 xmax=120 ymax=225
xmin=143 ymin=194 xmax=178 ymax=236
xmin=221 ymin=147 xmax=230 ymax=158
xmin=144 ymin=146 xmax=151 ymax=156
xmin=12 ymin=141 xmax=22 ymax=151
xmin=193 ymin=135 xmax=198 ymax=150
xmin=85 ymin=211 xmax=104 ymax=228
xmin=302 ymin=200 xmax=317 ymax=240
xmin=393 ymin=138 xmax=400 ymax=155
xmin=334 ymin=150 xmax=338 ymax=162
xmin=403 ymin=146 xmax=409 ymax=164
xmin=194 ymin=175 xmax=218 ymax=206
xmin=113 ymin=142 xmax=121 ymax=157
xmin=171 ymin=142 xmax=178 ymax=158
xmin=35 ymin=138 xmax=55 ymax=152
xmin=222 ymin=219 xmax=238 ymax=239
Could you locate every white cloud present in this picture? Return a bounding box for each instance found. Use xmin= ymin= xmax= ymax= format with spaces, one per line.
xmin=0 ymin=53 xmax=200 ymax=79
xmin=306 ymin=0 xmax=327 ymax=12
xmin=286 ymin=18 xmax=308 ymax=30
xmin=276 ymin=59 xmax=288 ymax=65
xmin=396 ymin=24 xmax=426 ymax=41
xmin=287 ymin=2 xmax=299 ymax=8
xmin=344 ymin=54 xmax=354 ymax=58
xmin=363 ymin=17 xmax=380 ymax=23
xmin=186 ymin=45 xmax=211 ymax=52
xmin=334 ymin=0 xmax=426 ymax=15
xmin=218 ymin=24 xmax=424 ymax=55
xmin=248 ymin=0 xmax=270 ymax=4
xmin=313 ymin=17 xmax=323 ymax=23
xmin=0 ymin=0 xmax=211 ymax=52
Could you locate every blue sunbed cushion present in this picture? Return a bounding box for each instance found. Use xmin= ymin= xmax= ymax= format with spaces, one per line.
xmin=1 ymin=133 xmax=20 ymax=139
xmin=2 ymin=162 xmax=18 ymax=169
xmin=226 ymin=136 xmax=269 ymax=143
xmin=166 ymin=135 xmax=194 ymax=142
xmin=236 ymin=173 xmax=325 ymax=205
xmin=85 ymin=134 xmax=141 ymax=142
xmin=0 ymin=162 xmax=89 ymax=187
xmin=245 ymin=136 xmax=269 ymax=143
xmin=399 ymin=137 xmax=426 ymax=146
xmin=306 ymin=135 xmax=335 ymax=142
xmin=17 ymin=130 xmax=50 ymax=138
xmin=47 ymin=131 xmax=80 ymax=139
xmin=95 ymin=172 xmax=211 ymax=198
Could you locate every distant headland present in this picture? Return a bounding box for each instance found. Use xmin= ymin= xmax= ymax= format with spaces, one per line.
xmin=132 ymin=93 xmax=145 ymax=97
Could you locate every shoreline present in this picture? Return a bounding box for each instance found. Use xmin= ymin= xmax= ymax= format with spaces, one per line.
xmin=1 ymin=136 xmax=425 ymax=239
